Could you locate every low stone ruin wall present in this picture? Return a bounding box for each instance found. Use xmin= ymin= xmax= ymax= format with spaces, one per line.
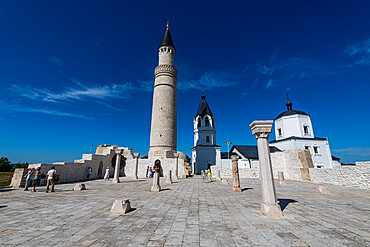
xmin=309 ymin=163 xmax=370 ymax=189
xmin=211 ymin=166 xmax=260 ymax=179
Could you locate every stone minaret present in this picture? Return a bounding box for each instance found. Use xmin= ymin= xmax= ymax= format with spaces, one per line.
xmin=148 ymin=22 xmax=177 ymax=158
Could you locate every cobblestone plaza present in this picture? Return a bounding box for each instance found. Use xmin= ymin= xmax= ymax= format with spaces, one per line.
xmin=0 ymin=177 xmax=369 ymax=246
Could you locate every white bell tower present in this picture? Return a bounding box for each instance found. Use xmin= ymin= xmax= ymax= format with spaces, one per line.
xmin=191 ymin=92 xmax=221 ymax=174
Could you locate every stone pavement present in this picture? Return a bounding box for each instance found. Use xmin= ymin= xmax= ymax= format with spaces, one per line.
xmin=0 ymin=177 xmax=369 ymax=247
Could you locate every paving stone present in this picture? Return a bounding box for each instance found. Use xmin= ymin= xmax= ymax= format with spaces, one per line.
xmin=0 ymin=177 xmax=369 ymax=246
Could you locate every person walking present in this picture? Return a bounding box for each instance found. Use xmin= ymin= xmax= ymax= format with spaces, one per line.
xmin=86 ymin=167 xmax=92 ymax=180
xmin=45 ymin=166 xmax=57 ymax=193
xmin=24 ymin=168 xmax=35 ymax=191
xmin=104 ymin=167 xmax=110 ymax=181
xmin=32 ymin=167 xmax=43 ymax=192
xmin=201 ymin=170 xmax=206 ymax=183
xmin=207 ymin=169 xmax=212 ymax=182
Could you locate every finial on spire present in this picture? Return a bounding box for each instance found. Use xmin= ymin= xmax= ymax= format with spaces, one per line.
xmin=166 ymin=21 xmax=169 ymax=30
xmin=286 ymin=93 xmax=292 ymax=111
xmin=201 ymin=87 xmax=205 ymax=100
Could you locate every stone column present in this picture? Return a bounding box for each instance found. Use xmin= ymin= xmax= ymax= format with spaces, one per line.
xmin=151 ymin=171 xmax=161 ymax=192
xmin=278 ymin=171 xmax=286 ymax=185
xmin=216 ymin=170 xmax=221 ymax=180
xmin=166 ymin=170 xmax=172 ymax=184
xmin=112 ymin=150 xmax=122 ymax=183
xmin=231 ymin=155 xmax=242 ymax=192
xmin=250 ymin=120 xmax=282 ymax=217
xmin=133 ymin=153 xmax=140 ymax=179
xmin=174 ymin=152 xmax=179 ymax=180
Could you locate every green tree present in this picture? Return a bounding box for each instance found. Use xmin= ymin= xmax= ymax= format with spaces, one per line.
xmin=0 ymin=157 xmax=12 ymax=172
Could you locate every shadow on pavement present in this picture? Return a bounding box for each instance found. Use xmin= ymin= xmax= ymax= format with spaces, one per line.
xmin=278 ymin=198 xmax=298 ymax=211
xmin=0 ymin=188 xmax=16 ymax=192
xmin=242 ymin=188 xmax=253 ymax=192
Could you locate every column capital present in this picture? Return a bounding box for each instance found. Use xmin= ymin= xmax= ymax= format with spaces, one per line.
xmin=173 ymin=152 xmax=179 ymax=158
xmin=231 ymin=154 xmax=239 ymax=162
xmin=115 ymin=149 xmax=123 ymax=155
xmin=133 ymin=153 xmax=140 ymax=159
xmin=250 ymin=120 xmax=273 ymax=139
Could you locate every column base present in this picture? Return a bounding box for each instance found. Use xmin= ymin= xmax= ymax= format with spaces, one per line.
xmin=261 ymin=202 xmax=283 ymax=217
xmin=232 ymin=186 xmax=242 ymax=192
xmin=112 ymin=178 xmax=120 ymax=183
xmin=151 ymin=185 xmax=161 ymax=192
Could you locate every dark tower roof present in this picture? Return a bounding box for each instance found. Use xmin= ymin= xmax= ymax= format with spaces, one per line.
xmin=195 ymin=93 xmax=214 ymax=118
xmin=275 ymin=94 xmax=309 ymax=120
xmin=158 ymin=21 xmax=175 ymax=50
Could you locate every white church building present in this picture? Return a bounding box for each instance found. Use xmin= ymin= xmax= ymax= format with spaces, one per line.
xmin=192 ymin=94 xmax=341 ymax=171
xmin=270 ymin=96 xmax=340 ymax=168
xmin=191 ymin=93 xmax=221 ymax=174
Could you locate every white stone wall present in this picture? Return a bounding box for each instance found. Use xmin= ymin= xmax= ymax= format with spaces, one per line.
xmin=132 ymin=157 xmax=187 ymax=178
xmin=309 ymin=164 xmax=370 ymax=189
xmin=211 ymin=166 xmax=259 ymax=179
xmin=271 ymin=138 xmax=334 ymax=168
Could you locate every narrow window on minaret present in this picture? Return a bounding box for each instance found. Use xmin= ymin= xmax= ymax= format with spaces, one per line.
xmin=198 ymin=119 xmax=201 ymax=127
xmin=206 ymin=136 xmax=210 ymax=143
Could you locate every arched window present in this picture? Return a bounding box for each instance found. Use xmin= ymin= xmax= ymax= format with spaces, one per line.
xmin=205 ymin=118 xmax=210 ymax=127
xmin=303 ymin=125 xmax=310 ymax=135
xmin=197 ymin=119 xmax=201 ymax=128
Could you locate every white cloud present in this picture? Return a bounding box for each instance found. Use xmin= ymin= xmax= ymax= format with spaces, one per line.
xmin=0 ymin=101 xmax=93 ymax=120
xmin=47 ymin=55 xmax=63 ymax=66
xmin=256 ymin=54 xmax=327 ymax=89
xmin=333 ymin=147 xmax=370 ymax=156
xmin=178 ymin=71 xmax=240 ymax=90
xmin=343 ymin=39 xmax=370 ymax=67
xmin=10 ymin=82 xmax=137 ymax=104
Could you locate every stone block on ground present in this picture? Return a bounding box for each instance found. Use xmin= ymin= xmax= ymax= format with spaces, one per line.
xmin=222 ymin=179 xmax=229 ymax=185
xmin=110 ymin=199 xmax=131 ymax=214
xmin=316 ymin=185 xmax=330 ymax=195
xmin=74 ymin=183 xmax=86 ymax=191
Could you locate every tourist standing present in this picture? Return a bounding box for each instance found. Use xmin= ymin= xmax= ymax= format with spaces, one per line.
xmin=146 ymin=166 xmax=150 ymax=177
xmin=32 ymin=167 xmax=43 ymax=192
xmin=45 ymin=166 xmax=57 ymax=193
xmin=86 ymin=167 xmax=92 ymax=180
xmin=148 ymin=167 xmax=153 ymax=178
xmin=24 ymin=168 xmax=35 ymax=191
xmin=104 ymin=167 xmax=110 ymax=181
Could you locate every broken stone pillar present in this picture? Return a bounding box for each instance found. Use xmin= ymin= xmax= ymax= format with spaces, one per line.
xmin=133 ymin=153 xmax=140 ymax=179
xmin=73 ymin=183 xmax=86 ymax=191
xmin=151 ymin=171 xmax=161 ymax=192
xmin=112 ymin=150 xmax=122 ymax=183
xmin=174 ymin=152 xmax=179 ymax=180
xmin=110 ymin=199 xmax=131 ymax=214
xmin=231 ymin=155 xmax=242 ymax=192
xmin=250 ymin=120 xmax=283 ymax=217
xmin=216 ymin=170 xmax=221 ymax=180
xmin=316 ymin=186 xmax=330 ymax=195
xmin=278 ymin=171 xmax=287 ymax=185
xmin=166 ymin=170 xmax=172 ymax=184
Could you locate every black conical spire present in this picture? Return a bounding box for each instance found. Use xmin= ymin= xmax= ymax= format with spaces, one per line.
xmin=159 ymin=21 xmax=175 ymax=50
xmin=195 ymin=90 xmax=213 ymax=118
xmin=286 ymin=93 xmax=293 ymax=111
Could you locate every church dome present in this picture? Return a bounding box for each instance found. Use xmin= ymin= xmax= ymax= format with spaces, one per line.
xmin=275 ymin=94 xmax=309 ymax=120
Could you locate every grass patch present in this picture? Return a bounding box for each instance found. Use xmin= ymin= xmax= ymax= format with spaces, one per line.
xmin=0 ymin=172 xmax=13 ymax=188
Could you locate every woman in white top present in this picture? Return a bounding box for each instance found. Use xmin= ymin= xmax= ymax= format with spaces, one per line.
xmin=104 ymin=167 xmax=110 ymax=180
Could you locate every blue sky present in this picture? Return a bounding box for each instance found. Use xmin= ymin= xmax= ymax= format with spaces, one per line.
xmin=0 ymin=0 xmax=369 ymax=164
